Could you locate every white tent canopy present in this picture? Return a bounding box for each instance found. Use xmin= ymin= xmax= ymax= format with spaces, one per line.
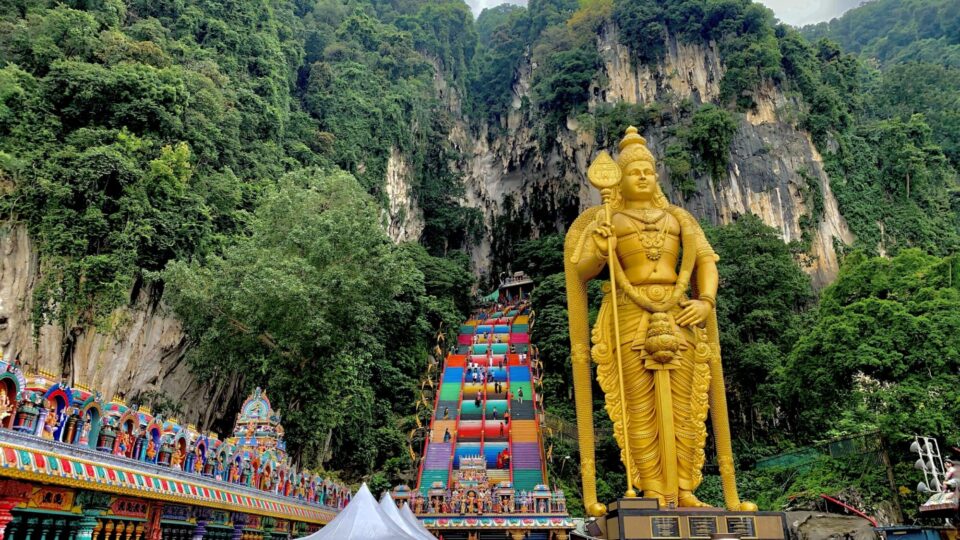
xmin=301 ymin=483 xmax=421 ymax=540
xmin=399 ymin=502 xmax=436 ymax=540
xmin=378 ymin=493 xmax=436 ymax=540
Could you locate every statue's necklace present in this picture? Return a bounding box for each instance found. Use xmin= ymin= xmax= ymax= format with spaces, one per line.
xmin=624 ymin=209 xmax=668 ymax=260
xmin=635 ymin=208 xmax=665 ymax=224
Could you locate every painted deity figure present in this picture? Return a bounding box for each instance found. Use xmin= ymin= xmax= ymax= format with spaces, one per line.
xmin=41 ymin=401 xmax=58 ymax=440
xmin=565 ymin=127 xmax=755 ymax=515
xmin=146 ymin=439 xmax=157 ymax=462
xmin=79 ymin=417 xmax=93 ymax=446
xmin=193 ymin=447 xmax=204 ymax=474
xmin=0 ymin=388 xmax=13 ymax=425
xmin=171 ymin=446 xmax=185 ymax=469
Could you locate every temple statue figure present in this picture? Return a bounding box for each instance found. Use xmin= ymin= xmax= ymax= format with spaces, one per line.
xmin=0 ymin=388 xmax=13 ymax=425
xmin=565 ymin=126 xmax=755 ymax=516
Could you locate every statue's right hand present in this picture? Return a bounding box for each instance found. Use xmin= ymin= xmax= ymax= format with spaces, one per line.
xmin=592 ymin=221 xmax=616 ymax=256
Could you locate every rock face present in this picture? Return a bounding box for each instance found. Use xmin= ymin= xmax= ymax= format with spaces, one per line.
xmin=0 ymin=224 xmax=234 ymax=430
xmin=446 ymin=25 xmax=853 ymax=286
xmin=384 ymin=147 xmax=425 ymax=243
xmin=786 ymin=512 xmax=877 ymax=540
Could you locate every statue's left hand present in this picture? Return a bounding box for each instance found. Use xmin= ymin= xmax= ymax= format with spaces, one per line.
xmin=676 ymin=300 xmax=711 ymax=327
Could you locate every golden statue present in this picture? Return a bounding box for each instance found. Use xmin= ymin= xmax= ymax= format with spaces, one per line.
xmin=564 ymin=127 xmax=755 ymax=516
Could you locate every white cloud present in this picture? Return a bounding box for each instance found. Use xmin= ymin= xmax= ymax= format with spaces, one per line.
xmin=757 ymin=0 xmax=864 ymax=26
xmin=466 ymin=0 xmax=526 ymax=19
xmin=464 ymin=0 xmax=862 ymax=27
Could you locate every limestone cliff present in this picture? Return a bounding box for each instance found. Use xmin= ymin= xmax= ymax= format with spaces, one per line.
xmin=0 ymin=224 xmax=238 ymax=430
xmin=384 ymin=147 xmax=425 ymax=243
xmin=448 ymin=25 xmax=853 ymax=287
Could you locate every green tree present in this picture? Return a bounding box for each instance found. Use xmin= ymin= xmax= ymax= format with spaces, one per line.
xmin=686 ymin=104 xmax=738 ymax=179
xmin=165 ymin=168 xmax=467 ymax=476
xmin=782 ymin=250 xmax=960 ymax=444
xmin=706 ymin=215 xmax=813 ymax=457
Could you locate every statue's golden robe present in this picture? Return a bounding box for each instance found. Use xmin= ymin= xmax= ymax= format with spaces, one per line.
xmin=590 ymin=205 xmax=717 ymax=498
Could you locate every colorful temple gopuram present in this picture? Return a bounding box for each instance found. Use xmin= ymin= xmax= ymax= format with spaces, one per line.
xmin=0 ymin=360 xmax=348 ymax=540
xmin=404 ymin=273 xmax=576 ymax=540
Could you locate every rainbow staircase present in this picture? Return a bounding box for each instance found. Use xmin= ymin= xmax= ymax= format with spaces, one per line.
xmin=416 ymin=307 xmax=548 ymax=495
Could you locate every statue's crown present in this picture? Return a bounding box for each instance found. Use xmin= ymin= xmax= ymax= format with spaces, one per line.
xmin=618 ymin=126 xmax=646 ymax=150
xmin=617 ymin=125 xmax=655 ymax=168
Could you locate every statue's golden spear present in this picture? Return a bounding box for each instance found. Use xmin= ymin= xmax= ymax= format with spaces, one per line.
xmin=587 ymin=151 xmax=637 ymax=499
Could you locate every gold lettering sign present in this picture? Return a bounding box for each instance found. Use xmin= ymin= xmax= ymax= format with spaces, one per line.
xmin=726 ymin=516 xmax=757 ymax=538
xmin=688 ymin=516 xmax=718 ymax=538
xmin=651 ymin=516 xmax=681 ymax=539
xmin=110 ymin=497 xmax=149 ymax=518
xmin=28 ymin=487 xmax=74 ymax=511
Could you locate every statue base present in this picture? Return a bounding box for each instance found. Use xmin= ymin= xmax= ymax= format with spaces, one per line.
xmin=585 ymin=499 xmax=789 ymax=540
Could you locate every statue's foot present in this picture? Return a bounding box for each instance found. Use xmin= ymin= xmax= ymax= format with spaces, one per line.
xmin=678 ymin=491 xmax=712 ymax=508
xmin=734 ymin=500 xmax=758 ymax=512
xmin=587 ymin=502 xmax=607 ymax=517
xmin=643 ymin=490 xmax=667 ymax=507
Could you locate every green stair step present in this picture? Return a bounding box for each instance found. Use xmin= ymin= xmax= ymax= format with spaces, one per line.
xmin=439 ymin=383 xmax=462 ymax=401
xmin=512 ymin=469 xmax=543 ymax=490
xmin=419 ymin=471 xmax=449 ymax=494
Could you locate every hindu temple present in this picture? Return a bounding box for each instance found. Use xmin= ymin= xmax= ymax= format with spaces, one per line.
xmin=0 ymin=361 xmax=348 ymax=540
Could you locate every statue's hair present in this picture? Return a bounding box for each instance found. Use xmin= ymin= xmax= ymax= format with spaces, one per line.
xmin=614 ymin=126 xmax=669 ymax=209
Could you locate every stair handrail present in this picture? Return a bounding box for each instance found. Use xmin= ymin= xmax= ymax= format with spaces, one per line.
xmin=506 ymin=358 xmax=515 ymax=491
xmin=527 ymin=318 xmax=550 ymax=485
xmin=415 ymin=346 xmax=447 ymax=494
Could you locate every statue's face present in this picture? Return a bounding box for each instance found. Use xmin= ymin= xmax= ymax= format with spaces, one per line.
xmin=621 ymin=160 xmax=657 ymax=200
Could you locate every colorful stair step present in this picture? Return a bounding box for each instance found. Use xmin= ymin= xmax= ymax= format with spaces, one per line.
xmin=483 ymin=442 xmax=509 ymax=469
xmin=511 ymin=401 xmax=536 ymax=420
xmin=512 ymin=469 xmax=544 ymax=491
xmin=511 ymin=442 xmax=542 ymax=468
xmin=431 ymin=420 xmax=457 ymax=442
xmin=425 ymin=442 xmax=452 ymax=469
xmin=435 ymin=400 xmax=459 ymax=420
xmin=454 ymin=442 xmax=481 ymax=468
xmin=439 ymin=383 xmax=462 ymax=401
xmin=510 ymin=420 xmax=538 ymax=442
xmin=442 ymin=367 xmax=464 ymax=383
xmin=508 ymin=367 xmax=530 ymax=382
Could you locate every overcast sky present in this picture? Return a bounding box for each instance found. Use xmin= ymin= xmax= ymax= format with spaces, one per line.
xmin=465 ymin=0 xmax=866 ymax=27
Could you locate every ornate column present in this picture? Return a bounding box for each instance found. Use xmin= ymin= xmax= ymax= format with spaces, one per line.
xmin=191 ymin=521 xmax=206 ymax=540
xmin=37 ymin=517 xmax=50 ymax=540
xmin=230 ymin=513 xmax=246 ymax=540
xmin=53 ymin=519 xmax=66 ymax=540
xmin=24 ymin=518 xmax=38 ymax=540
xmin=75 ymin=491 xmax=111 ymax=540
xmin=145 ymin=502 xmax=164 ymax=540
xmin=0 ymin=480 xmax=31 ymax=540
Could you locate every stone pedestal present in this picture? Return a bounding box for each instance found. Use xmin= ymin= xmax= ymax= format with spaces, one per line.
xmin=586 ymin=499 xmax=789 ymax=540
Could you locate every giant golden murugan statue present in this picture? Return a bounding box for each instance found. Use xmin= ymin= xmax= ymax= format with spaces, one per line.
xmin=565 ymin=126 xmax=755 ymax=516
